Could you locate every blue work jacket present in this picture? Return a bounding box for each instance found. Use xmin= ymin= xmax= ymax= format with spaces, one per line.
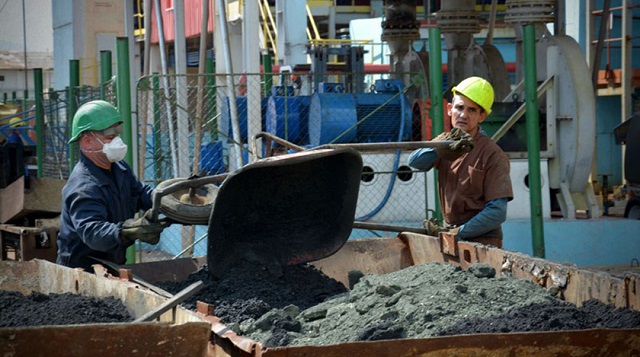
xmin=57 ymin=154 xmax=154 ymax=270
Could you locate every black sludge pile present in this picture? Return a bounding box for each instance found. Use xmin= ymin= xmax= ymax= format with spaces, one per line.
xmin=0 ymin=290 xmax=133 ymax=327
xmin=157 ymin=262 xmax=640 ymax=347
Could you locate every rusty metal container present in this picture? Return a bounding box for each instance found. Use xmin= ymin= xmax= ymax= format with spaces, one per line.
xmin=138 ymin=234 xmax=640 ymax=356
xmin=0 ymin=176 xmax=65 ymax=223
xmin=0 ymin=223 xmax=58 ymax=262
xmin=0 ymin=259 xmax=212 ymax=357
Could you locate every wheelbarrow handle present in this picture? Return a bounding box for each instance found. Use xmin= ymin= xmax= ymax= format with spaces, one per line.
xmin=148 ymin=173 xmax=229 ymax=222
xmin=353 ymin=221 xmax=429 ymax=235
xmin=314 ymin=141 xmax=456 ymax=152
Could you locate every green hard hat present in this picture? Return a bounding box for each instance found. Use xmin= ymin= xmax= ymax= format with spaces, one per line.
xmin=69 ymin=100 xmax=122 ymax=143
xmin=452 ymin=76 xmax=494 ymax=115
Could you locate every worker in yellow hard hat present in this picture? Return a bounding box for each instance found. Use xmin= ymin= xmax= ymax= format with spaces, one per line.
xmin=57 ymin=100 xmax=169 ymax=271
xmin=4 ymin=117 xmax=26 ymax=146
xmin=408 ymin=76 xmax=513 ymax=247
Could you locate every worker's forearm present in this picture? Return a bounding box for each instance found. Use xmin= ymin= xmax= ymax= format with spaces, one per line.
xmin=407 ymin=147 xmax=437 ymax=170
xmin=458 ymin=198 xmax=508 ymax=239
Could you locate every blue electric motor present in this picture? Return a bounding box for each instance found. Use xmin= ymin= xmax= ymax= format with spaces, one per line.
xmin=355 ymin=79 xmax=412 ymax=143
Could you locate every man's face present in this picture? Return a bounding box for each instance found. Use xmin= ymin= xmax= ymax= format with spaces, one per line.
xmin=447 ymin=94 xmax=487 ymax=136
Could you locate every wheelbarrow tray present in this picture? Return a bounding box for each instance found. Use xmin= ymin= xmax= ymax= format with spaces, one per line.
xmin=207 ymin=148 xmax=363 ymax=278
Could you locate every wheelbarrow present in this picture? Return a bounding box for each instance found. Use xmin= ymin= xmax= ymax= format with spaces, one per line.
xmin=149 ymin=134 xmax=468 ymax=278
xmin=148 ymin=147 xmax=363 ymax=278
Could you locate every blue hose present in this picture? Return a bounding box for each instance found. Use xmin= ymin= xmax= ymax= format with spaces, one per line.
xmin=356 ymin=82 xmax=407 ymax=221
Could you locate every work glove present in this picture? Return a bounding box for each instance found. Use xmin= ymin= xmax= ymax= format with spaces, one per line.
xmin=122 ymin=212 xmax=169 ymax=245
xmin=435 ymin=127 xmax=474 ymax=161
xmin=422 ymin=217 xmax=448 ymax=236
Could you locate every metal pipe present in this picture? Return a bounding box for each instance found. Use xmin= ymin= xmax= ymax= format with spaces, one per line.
xmin=174 ymin=0 xmax=190 ymax=177
xmin=252 ymin=131 xmax=458 ymax=158
xmin=428 ymin=27 xmax=443 ymax=221
xmin=353 ymin=221 xmax=427 ymax=235
xmin=34 ymin=68 xmax=44 ymax=178
xmin=428 ymin=27 xmax=444 ymax=137
xmin=485 ymin=0 xmax=498 ymax=45
xmin=21 ymin=0 xmax=28 ymax=100
xmin=116 ymin=38 xmax=134 ymax=167
xmin=315 ymin=141 xmax=458 ymax=152
xmin=153 ymin=0 xmax=179 ymax=177
xmin=99 ymin=50 xmax=112 ymax=100
xmin=115 ymin=37 xmax=137 ymax=265
xmin=216 ymin=0 xmax=244 ymax=169
xmin=206 ymin=58 xmax=217 ymax=142
xmin=153 ymin=75 xmax=163 ymax=182
xmin=262 ymin=52 xmax=273 ymax=97
xmin=591 ymin=0 xmax=611 ymax=90
xmin=68 ymin=59 xmax=79 ymax=171
xmin=194 ymin=0 xmax=210 ymax=175
xmin=523 ymin=24 xmax=545 ymax=258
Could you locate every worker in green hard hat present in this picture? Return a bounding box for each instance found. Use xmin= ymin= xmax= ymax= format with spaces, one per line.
xmin=57 ymin=100 xmax=169 ymax=271
xmin=408 ymin=76 xmax=513 ymax=247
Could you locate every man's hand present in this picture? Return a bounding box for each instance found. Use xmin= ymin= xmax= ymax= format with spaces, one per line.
xmin=422 ymin=217 xmax=448 ymax=236
xmin=435 ymin=127 xmax=474 ymax=160
xmin=122 ymin=213 xmax=169 ymax=245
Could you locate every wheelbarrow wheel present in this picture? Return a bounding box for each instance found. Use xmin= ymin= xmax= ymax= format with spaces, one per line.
xmin=156 ymin=178 xmax=219 ymax=225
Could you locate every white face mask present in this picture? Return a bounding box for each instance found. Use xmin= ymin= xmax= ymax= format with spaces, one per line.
xmin=93 ymin=134 xmax=128 ymax=162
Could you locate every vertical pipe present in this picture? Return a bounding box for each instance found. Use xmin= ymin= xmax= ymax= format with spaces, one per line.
xmin=34 ymin=68 xmax=44 ymax=178
xmin=216 ymin=0 xmax=244 ymax=169
xmin=173 ymin=0 xmax=190 ymax=178
xmin=100 ymin=50 xmax=112 ymax=100
xmin=23 ymin=90 xmax=28 ymax=113
xmin=68 ymin=60 xmax=80 ymax=171
xmin=523 ymin=24 xmax=545 ymax=258
xmin=428 ymin=28 xmax=444 ymax=136
xmin=262 ymin=52 xmax=273 ymax=96
xmin=22 ymin=0 xmax=28 ymax=100
xmin=115 ymin=37 xmax=136 ymax=265
xmin=153 ymin=0 xmax=178 ymax=177
xmin=153 ymin=75 xmax=163 ymax=182
xmin=116 ymin=38 xmax=134 ymax=166
xmin=206 ymin=58 xmax=217 ymax=142
xmin=428 ymin=27 xmax=443 ymax=221
xmin=194 ymin=0 xmax=210 ymax=175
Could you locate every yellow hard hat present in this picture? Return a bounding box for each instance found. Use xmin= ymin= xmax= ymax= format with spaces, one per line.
xmin=9 ymin=117 xmax=24 ymax=128
xmin=452 ymin=76 xmax=494 ymax=115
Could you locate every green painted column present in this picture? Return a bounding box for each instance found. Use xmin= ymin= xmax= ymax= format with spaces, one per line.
xmin=523 ymin=24 xmax=545 ymax=258
xmin=68 ymin=60 xmax=80 ymax=171
xmin=33 ymin=68 xmax=44 ymax=178
xmin=115 ymin=37 xmax=136 ymax=264
xmin=262 ymin=53 xmax=273 ymax=96
xmin=428 ymin=27 xmax=444 ymax=222
xmin=100 ymin=50 xmax=113 ymax=100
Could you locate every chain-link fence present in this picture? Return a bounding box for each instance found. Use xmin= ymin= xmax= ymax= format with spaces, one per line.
xmin=1 ymin=83 xmax=112 ymax=181
xmin=136 ymin=71 xmax=438 ymax=262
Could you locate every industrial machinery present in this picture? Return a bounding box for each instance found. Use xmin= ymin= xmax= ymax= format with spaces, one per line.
xmin=615 ymin=112 xmax=640 ymax=219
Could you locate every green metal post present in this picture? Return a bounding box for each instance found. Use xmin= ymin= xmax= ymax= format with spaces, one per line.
xmin=206 ymin=58 xmax=217 ymax=141
xmin=68 ymin=60 xmax=80 ymax=171
xmin=12 ymin=91 xmax=17 ymax=103
xmin=23 ymin=89 xmax=28 ymax=113
xmin=262 ymin=53 xmax=273 ymax=96
xmin=115 ymin=37 xmax=136 ymax=264
xmin=34 ymin=68 xmax=44 ymax=178
xmin=428 ymin=27 xmax=444 ymax=221
xmin=3 ymin=93 xmax=6 ymax=103
xmin=100 ymin=50 xmax=113 ymax=100
xmin=523 ymin=25 xmax=545 ymax=258
xmin=153 ymin=75 xmax=162 ymax=181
